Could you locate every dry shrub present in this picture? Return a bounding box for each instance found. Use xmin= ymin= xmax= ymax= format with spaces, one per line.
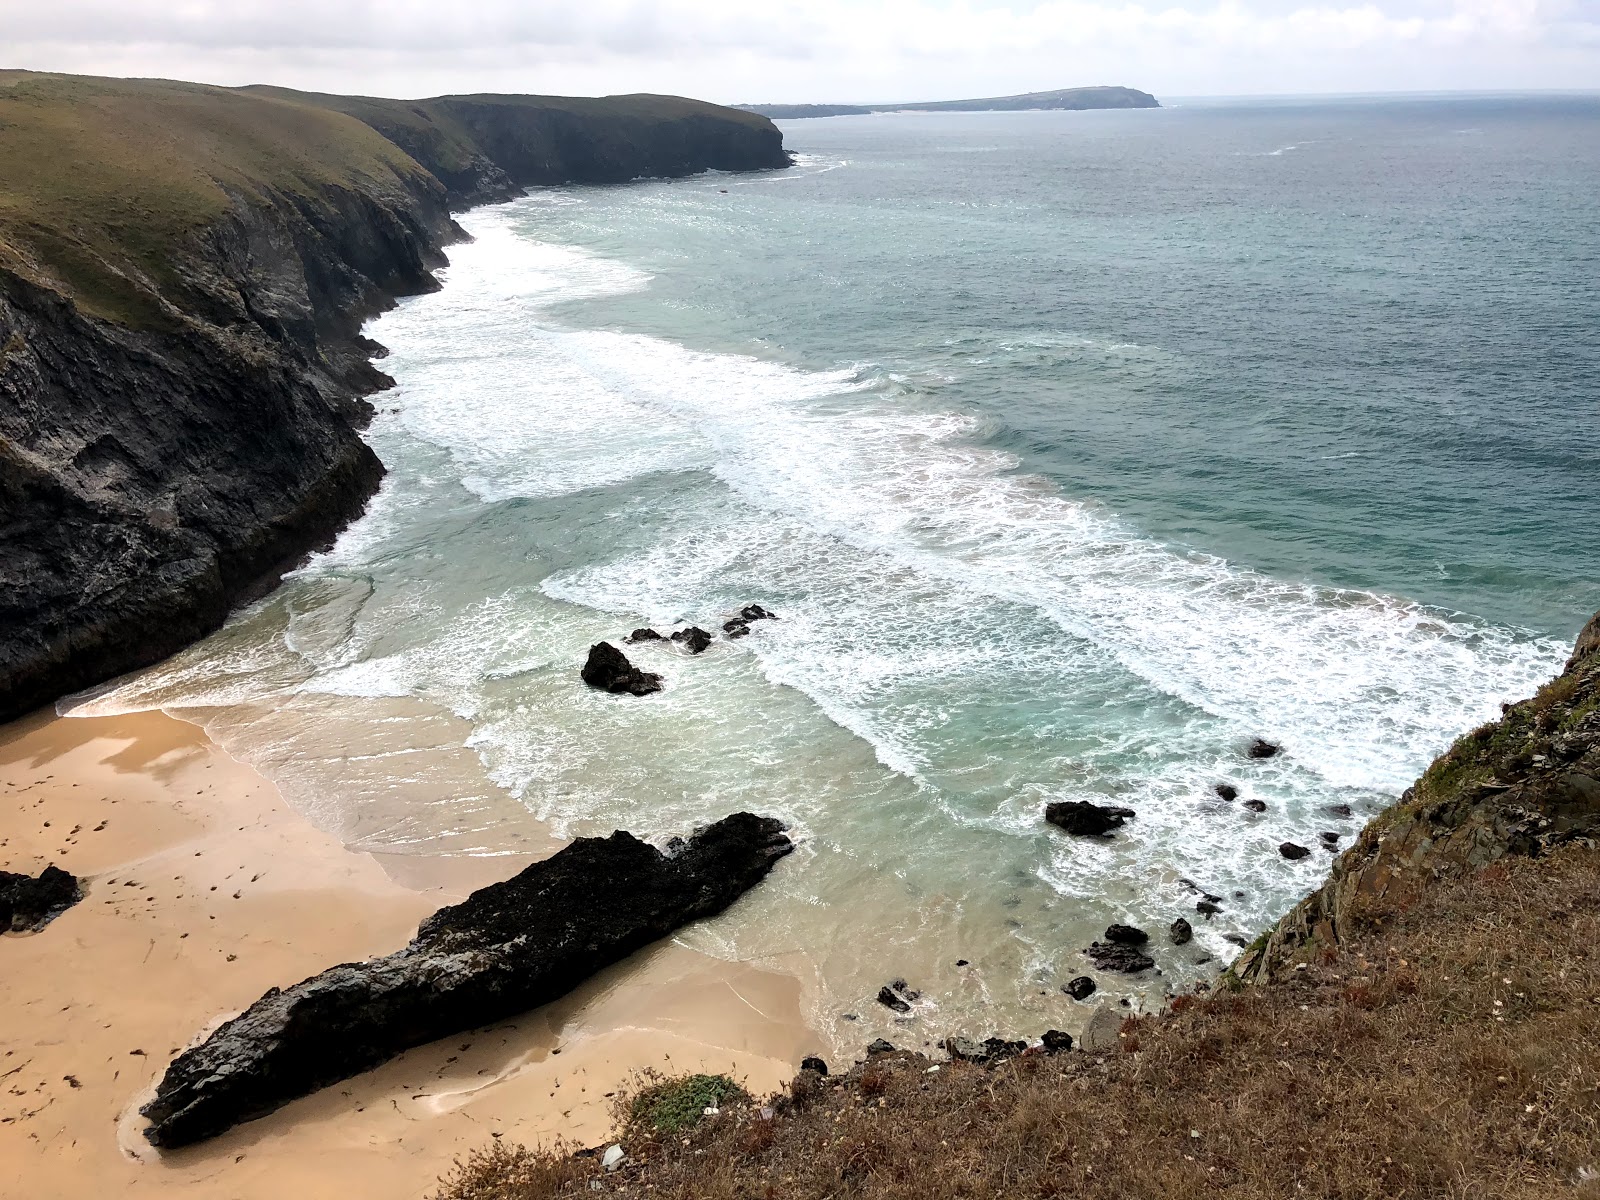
xmin=438 ymin=846 xmax=1600 ymax=1200
xmin=857 ymin=1065 xmax=890 ymax=1097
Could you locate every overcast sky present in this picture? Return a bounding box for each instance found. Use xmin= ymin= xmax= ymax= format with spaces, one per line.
xmin=7 ymin=0 xmax=1599 ymax=102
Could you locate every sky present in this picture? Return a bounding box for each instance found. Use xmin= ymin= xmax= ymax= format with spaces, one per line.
xmin=5 ymin=0 xmax=1599 ymax=102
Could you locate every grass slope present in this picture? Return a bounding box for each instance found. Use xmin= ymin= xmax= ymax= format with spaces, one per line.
xmin=0 ymin=72 xmax=433 ymax=326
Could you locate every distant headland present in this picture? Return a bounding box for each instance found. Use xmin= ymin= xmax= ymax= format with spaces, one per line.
xmin=739 ymin=85 xmax=1160 ymax=119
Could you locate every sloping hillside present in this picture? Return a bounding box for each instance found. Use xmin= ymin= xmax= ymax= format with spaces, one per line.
xmin=0 ymin=72 xmax=786 ymax=725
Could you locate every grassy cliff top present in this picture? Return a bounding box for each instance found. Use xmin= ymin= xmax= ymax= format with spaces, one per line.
xmin=0 ymin=72 xmax=436 ymax=326
xmin=0 ymin=73 xmax=780 ymax=328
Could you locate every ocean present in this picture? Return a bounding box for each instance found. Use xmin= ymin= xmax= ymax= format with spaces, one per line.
xmin=72 ymin=94 xmax=1600 ymax=1052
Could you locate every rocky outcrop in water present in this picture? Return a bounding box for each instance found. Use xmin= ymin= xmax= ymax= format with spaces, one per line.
xmin=0 ymin=864 xmax=81 ymax=932
xmin=0 ymin=73 xmax=787 ymax=725
xmin=1236 ymin=611 xmax=1600 ymax=983
xmin=1044 ymin=800 xmax=1136 ymax=837
xmin=140 ymin=812 xmax=793 ymax=1148
xmin=582 ymin=641 xmax=664 ymax=695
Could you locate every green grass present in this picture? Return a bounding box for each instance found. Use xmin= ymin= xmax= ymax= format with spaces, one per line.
xmin=627 ymin=1073 xmax=748 ymax=1135
xmin=0 ymin=72 xmax=433 ymax=326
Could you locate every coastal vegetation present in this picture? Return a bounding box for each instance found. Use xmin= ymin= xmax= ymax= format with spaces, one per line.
xmin=437 ymin=614 xmax=1600 ymax=1199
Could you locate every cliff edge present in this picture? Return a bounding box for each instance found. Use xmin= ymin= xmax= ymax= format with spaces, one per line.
xmin=0 ymin=72 xmax=787 ymax=724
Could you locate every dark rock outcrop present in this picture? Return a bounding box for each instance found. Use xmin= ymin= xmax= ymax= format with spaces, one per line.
xmin=1043 ymin=800 xmax=1136 ymax=837
xmin=626 ymin=628 xmax=664 ymax=643
xmin=0 ymin=74 xmax=788 ymax=726
xmin=723 ymin=619 xmax=751 ymax=638
xmin=140 ymin=812 xmax=792 ymax=1148
xmin=1243 ymin=798 xmax=1268 ymax=812
xmin=1040 ymin=1029 xmax=1074 ymax=1052
xmin=800 ymin=1055 xmax=828 ymax=1076
xmin=1279 ymin=842 xmax=1311 ymax=861
xmin=1215 ymin=783 xmax=1239 ymax=801
xmin=1086 ymin=941 xmax=1155 ymax=973
xmin=1103 ymin=923 xmax=1149 ymax=945
xmin=670 ymin=626 xmax=712 ymax=654
xmin=875 ymin=980 xmax=918 ymax=1013
xmin=0 ymin=864 xmax=81 ymax=932
xmin=1169 ymin=917 xmax=1193 ymax=946
xmin=944 ymin=1036 xmax=1027 ymax=1064
xmin=1248 ymin=739 xmax=1281 ymax=759
xmin=581 ymin=642 xmax=664 ymax=696
xmin=866 ymin=1039 xmax=896 ymax=1055
xmin=739 ymin=604 xmax=778 ymax=622
xmin=1064 ymin=975 xmax=1097 ymax=1000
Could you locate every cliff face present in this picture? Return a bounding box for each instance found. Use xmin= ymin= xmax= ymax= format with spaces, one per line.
xmin=1236 ymin=609 xmax=1600 ymax=982
xmin=0 ymin=73 xmax=788 ymax=724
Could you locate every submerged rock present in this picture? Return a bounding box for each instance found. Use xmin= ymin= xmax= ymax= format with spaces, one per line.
xmin=140 ymin=813 xmax=793 ymax=1148
xmin=876 ymin=981 xmax=915 ymax=1013
xmin=1196 ymin=899 xmax=1223 ymax=918
xmin=0 ymin=865 xmax=81 ymax=933
xmin=1319 ymin=831 xmax=1342 ymax=849
xmin=581 ymin=641 xmax=664 ymax=696
xmin=723 ymin=619 xmax=751 ymax=639
xmin=670 ymin=626 xmax=713 ymax=654
xmin=1243 ymin=798 xmax=1268 ymax=813
xmin=625 ymin=628 xmax=664 ymax=643
xmin=1064 ymin=975 xmax=1097 ymax=1000
xmin=1043 ymin=800 xmax=1136 ymax=837
xmin=1086 ymin=941 xmax=1155 ymax=973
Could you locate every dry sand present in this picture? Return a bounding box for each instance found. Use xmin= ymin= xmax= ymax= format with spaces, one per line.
xmin=0 ymin=709 xmax=814 ymax=1200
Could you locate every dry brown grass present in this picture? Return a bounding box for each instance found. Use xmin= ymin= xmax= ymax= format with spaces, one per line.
xmin=435 ymin=845 xmax=1600 ymax=1200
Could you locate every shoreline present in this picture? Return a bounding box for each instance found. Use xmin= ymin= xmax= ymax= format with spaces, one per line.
xmin=0 ymin=708 xmax=815 ymax=1199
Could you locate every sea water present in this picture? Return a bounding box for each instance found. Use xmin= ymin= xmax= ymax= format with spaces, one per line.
xmin=72 ymin=95 xmax=1600 ymax=1051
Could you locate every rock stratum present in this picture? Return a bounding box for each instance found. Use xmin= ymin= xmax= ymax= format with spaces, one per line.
xmin=140 ymin=812 xmax=793 ymax=1148
xmin=741 ymin=86 xmax=1159 ymax=120
xmin=0 ymin=72 xmax=787 ymax=725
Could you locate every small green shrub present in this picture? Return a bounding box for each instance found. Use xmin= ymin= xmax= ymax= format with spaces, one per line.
xmin=628 ymin=1072 xmax=748 ymax=1135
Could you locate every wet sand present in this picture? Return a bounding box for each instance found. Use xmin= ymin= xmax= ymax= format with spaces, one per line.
xmin=0 ymin=709 xmax=813 ymax=1199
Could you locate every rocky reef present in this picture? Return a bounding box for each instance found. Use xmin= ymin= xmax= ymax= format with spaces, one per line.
xmin=0 ymin=73 xmax=787 ymax=725
xmin=141 ymin=812 xmax=793 ymax=1148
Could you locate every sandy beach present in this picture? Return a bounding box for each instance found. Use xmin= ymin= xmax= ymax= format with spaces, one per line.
xmin=0 ymin=708 xmax=814 ymax=1200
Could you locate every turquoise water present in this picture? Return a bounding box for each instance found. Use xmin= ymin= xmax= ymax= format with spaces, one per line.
xmin=77 ymin=96 xmax=1598 ymax=1050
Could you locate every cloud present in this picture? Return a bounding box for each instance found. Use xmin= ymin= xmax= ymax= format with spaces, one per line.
xmin=6 ymin=0 xmax=1599 ymax=99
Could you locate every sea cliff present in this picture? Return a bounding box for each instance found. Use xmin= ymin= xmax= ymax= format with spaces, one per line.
xmin=0 ymin=73 xmax=787 ymax=724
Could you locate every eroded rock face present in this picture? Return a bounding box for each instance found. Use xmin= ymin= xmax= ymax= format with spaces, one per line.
xmin=581 ymin=641 xmax=664 ymax=696
xmin=1044 ymin=800 xmax=1136 ymax=837
xmin=0 ymin=865 xmax=81 ymax=932
xmin=140 ymin=813 xmax=792 ymax=1148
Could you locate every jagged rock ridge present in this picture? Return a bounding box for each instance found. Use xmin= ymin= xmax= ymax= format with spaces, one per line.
xmin=141 ymin=812 xmax=793 ymax=1148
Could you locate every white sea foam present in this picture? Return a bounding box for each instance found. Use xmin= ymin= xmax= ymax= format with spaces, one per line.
xmin=62 ymin=197 xmax=1572 ymax=1042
